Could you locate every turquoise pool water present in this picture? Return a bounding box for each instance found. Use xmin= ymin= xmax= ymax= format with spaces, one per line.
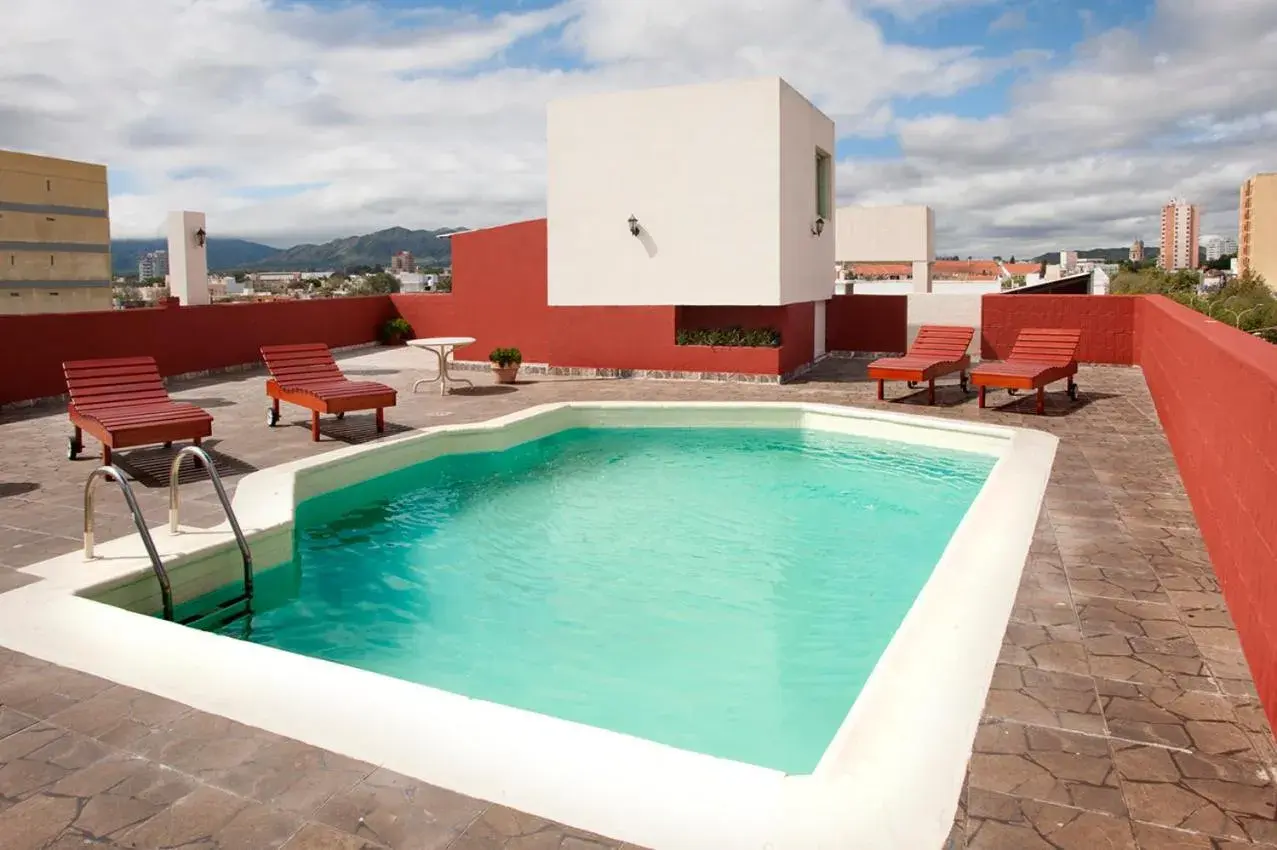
xmin=214 ymin=426 xmax=994 ymax=773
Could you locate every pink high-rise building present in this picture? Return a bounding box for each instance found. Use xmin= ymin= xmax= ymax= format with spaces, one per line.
xmin=1159 ymin=198 xmax=1200 ymax=271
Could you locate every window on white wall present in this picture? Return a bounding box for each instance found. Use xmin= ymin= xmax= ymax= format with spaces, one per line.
xmin=815 ymin=150 xmax=832 ymax=220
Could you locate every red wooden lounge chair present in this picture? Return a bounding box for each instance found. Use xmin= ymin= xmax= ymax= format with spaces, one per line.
xmin=970 ymin=328 xmax=1082 ymax=415
xmin=63 ymin=357 xmax=214 ymax=464
xmin=261 ymin=344 xmax=397 ymax=442
xmin=867 ymin=325 xmax=975 ymax=405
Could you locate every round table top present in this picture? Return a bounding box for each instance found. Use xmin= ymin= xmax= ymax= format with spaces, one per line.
xmin=408 ymin=336 xmax=476 ymax=348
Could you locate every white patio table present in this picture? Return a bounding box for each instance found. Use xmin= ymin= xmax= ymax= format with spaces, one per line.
xmin=408 ymin=336 xmax=476 ymax=396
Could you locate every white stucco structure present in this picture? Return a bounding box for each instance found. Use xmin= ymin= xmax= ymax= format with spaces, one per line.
xmin=835 ymin=205 xmax=935 ymax=293
xmin=546 ymin=78 xmax=836 ymax=307
xmin=167 ymin=210 xmax=209 ymax=306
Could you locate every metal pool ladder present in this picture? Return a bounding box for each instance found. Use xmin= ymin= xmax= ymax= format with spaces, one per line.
xmin=84 ymin=465 xmax=175 ymax=620
xmin=168 ymin=446 xmax=254 ymax=628
xmin=82 ymin=447 xmax=254 ymax=627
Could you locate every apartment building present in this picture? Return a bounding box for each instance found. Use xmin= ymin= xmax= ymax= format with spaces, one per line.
xmin=1159 ymin=198 xmax=1200 ymax=271
xmin=390 ymin=250 xmax=415 ymax=273
xmin=1240 ymin=173 xmax=1277 ymax=288
xmin=139 ymin=249 xmax=168 ymax=281
xmin=0 ymin=149 xmax=112 ymax=314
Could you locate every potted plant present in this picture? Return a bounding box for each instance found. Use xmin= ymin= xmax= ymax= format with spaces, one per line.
xmin=489 ymin=347 xmax=522 ymax=383
xmin=380 ymin=317 xmax=413 ymax=346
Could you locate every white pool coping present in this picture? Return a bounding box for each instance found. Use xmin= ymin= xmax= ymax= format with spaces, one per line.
xmin=0 ymin=402 xmax=1057 ymax=850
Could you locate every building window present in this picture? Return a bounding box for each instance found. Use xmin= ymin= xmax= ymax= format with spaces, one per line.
xmin=46 ymin=179 xmax=52 ymax=192
xmin=815 ymin=149 xmax=832 ymax=220
xmin=50 ymin=255 xmax=55 ymax=266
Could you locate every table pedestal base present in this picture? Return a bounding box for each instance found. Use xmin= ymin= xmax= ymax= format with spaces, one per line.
xmin=412 ymin=347 xmax=475 ymax=396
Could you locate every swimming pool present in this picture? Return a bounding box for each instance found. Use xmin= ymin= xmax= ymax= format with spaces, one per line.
xmin=0 ymin=402 xmax=1058 ymax=850
xmin=210 ymin=426 xmax=994 ymax=775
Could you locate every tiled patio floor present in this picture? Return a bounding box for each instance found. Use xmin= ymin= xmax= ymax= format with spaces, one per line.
xmin=0 ymin=347 xmax=1274 ymax=849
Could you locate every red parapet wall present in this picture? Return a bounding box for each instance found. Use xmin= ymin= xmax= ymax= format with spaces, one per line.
xmin=0 ymin=297 xmax=395 ymax=406
xmin=1137 ymin=297 xmax=1277 ymax=722
xmin=391 ymin=219 xmax=806 ymax=376
xmin=981 ymin=294 xmax=1137 ymax=363
xmin=825 ymin=294 xmax=908 ymax=353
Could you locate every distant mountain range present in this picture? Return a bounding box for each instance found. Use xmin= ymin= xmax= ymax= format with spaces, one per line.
xmin=1029 ymin=247 xmax=1160 ymax=264
xmin=111 ymin=226 xmax=463 ymax=275
xmin=111 ymin=238 xmax=279 ymax=275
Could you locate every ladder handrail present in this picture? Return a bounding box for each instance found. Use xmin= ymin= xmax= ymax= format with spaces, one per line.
xmin=168 ymin=446 xmax=254 ymax=603
xmin=84 ymin=465 xmax=174 ymax=621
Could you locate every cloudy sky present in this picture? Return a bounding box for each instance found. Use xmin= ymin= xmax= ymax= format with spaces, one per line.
xmin=2 ymin=0 xmax=1273 ymax=255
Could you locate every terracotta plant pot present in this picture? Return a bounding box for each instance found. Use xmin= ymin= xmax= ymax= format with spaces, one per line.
xmin=493 ymin=364 xmax=520 ymax=384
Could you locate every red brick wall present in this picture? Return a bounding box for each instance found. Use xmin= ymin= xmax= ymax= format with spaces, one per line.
xmin=980 ymin=294 xmax=1137 ymax=363
xmin=0 ymin=297 xmax=394 ymax=406
xmin=825 ymin=294 xmax=908 ymax=353
xmin=778 ymin=302 xmax=816 ymax=375
xmin=391 ymin=219 xmax=793 ymax=376
xmin=1137 ymin=296 xmax=1277 ymax=722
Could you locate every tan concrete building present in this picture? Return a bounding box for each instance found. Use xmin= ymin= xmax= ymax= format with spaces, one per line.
xmin=1159 ymin=198 xmax=1199 ymax=271
xmin=1240 ymin=173 xmax=1277 ymax=288
xmin=0 ymin=149 xmax=112 ymax=314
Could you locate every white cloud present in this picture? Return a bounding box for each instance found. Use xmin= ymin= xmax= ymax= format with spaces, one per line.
xmin=988 ymin=8 xmax=1028 ymax=32
xmin=0 ymin=0 xmax=1010 ymax=244
xmin=848 ymin=0 xmax=1277 ymax=255
xmin=0 ymin=0 xmax=1273 ymax=258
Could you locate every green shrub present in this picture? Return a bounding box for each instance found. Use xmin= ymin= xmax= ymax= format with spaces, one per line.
xmin=489 ymin=347 xmax=523 ymax=366
xmin=675 ymin=326 xmax=781 ymax=347
xmin=379 ymin=317 xmax=413 ymax=342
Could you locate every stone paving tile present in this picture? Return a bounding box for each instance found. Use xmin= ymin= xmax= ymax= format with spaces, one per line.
xmin=999 ymin=620 xmax=1092 ymax=676
xmin=983 ymin=664 xmax=1106 ymax=735
xmin=282 ymin=822 xmax=391 ymax=849
xmin=1112 ymin=741 xmax=1277 ymax=844
xmin=0 ymin=721 xmax=115 ymax=815
xmin=1 ymin=355 xmax=1275 ymax=848
xmin=312 ymin=767 xmax=488 ymax=850
xmin=48 ymin=684 xmax=193 ymax=750
xmin=131 ymin=711 xmax=289 ymax=781
xmin=448 ymin=805 xmax=627 ymax=849
xmin=116 ymin=783 xmax=305 ymax=849
xmin=210 ymin=738 xmax=376 ymax=818
xmin=966 ymin=787 xmax=1138 ymax=848
xmin=1097 ymin=680 xmax=1259 ymax=757
xmin=968 ymin=718 xmax=1128 ymax=816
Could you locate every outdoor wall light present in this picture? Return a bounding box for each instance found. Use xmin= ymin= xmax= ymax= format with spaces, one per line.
xmin=194 ymin=227 xmax=207 ymax=247
xmin=628 ymin=215 xmax=641 ymax=237
xmin=811 ymin=216 xmax=826 ymax=237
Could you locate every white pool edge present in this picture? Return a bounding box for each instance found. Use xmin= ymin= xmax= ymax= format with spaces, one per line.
xmin=0 ymin=402 xmax=1057 ymax=850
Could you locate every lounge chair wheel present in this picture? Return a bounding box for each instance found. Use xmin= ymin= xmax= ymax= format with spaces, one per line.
xmin=1068 ymin=382 xmax=1079 ymax=401
xmin=335 ymin=412 xmax=345 ymax=420
xmin=907 ymin=381 xmax=918 ymax=389
xmin=266 ymin=407 xmax=279 ymax=427
xmin=67 ymin=436 xmax=81 ymax=460
xmin=1008 ymin=388 xmax=1019 ymax=396
xmin=960 ymin=375 xmax=969 ymax=393
xmin=163 ymin=441 xmax=172 ymax=449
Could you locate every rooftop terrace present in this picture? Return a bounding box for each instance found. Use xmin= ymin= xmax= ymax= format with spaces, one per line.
xmin=1 ymin=347 xmax=1274 ymax=848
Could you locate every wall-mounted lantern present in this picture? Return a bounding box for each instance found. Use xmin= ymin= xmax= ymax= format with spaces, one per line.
xmin=194 ymin=227 xmax=207 ymax=247
xmin=811 ymin=216 xmax=825 ymax=237
xmin=628 ymin=215 xmax=641 ymax=237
